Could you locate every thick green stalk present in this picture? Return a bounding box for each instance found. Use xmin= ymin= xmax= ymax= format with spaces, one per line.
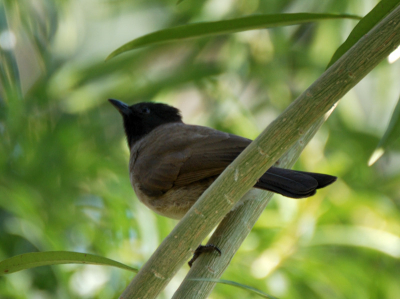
xmin=120 ymin=4 xmax=400 ymax=299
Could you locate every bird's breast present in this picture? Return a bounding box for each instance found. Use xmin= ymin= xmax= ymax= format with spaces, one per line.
xmin=130 ymin=172 xmax=215 ymax=219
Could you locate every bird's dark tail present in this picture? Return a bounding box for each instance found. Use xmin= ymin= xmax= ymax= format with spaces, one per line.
xmin=255 ymin=167 xmax=337 ymax=198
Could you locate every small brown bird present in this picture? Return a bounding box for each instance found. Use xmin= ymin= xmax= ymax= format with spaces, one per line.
xmin=109 ymin=99 xmax=336 ymax=220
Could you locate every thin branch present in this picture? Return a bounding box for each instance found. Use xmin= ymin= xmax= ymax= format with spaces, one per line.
xmin=172 ymin=118 xmax=327 ymax=298
xmin=120 ymin=4 xmax=400 ymax=299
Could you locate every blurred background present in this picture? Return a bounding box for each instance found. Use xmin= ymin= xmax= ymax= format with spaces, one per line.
xmin=1 ymin=0 xmax=400 ymax=298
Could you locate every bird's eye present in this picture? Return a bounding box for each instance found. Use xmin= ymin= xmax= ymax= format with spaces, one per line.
xmin=141 ymin=107 xmax=150 ymax=114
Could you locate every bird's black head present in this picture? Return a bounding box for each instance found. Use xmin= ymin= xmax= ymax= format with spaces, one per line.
xmin=109 ymin=99 xmax=182 ymax=148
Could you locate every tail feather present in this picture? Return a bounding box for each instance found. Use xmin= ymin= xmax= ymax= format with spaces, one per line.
xmin=255 ymin=167 xmax=336 ymax=198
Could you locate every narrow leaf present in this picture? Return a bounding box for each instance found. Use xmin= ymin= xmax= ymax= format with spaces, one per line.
xmin=0 ymin=251 xmax=138 ymax=275
xmin=107 ymin=13 xmax=361 ymax=60
xmin=369 ymin=95 xmax=400 ymax=165
xmin=189 ymin=278 xmax=279 ymax=299
xmin=327 ymin=0 xmax=400 ymax=68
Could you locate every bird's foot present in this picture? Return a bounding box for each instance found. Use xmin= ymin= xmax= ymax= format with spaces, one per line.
xmin=188 ymin=244 xmax=221 ymax=267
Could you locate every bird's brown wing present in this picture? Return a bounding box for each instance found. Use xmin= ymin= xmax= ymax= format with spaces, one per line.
xmin=132 ymin=123 xmax=250 ymax=197
xmin=132 ymin=123 xmax=336 ymax=199
xmin=174 ymin=130 xmax=250 ymax=186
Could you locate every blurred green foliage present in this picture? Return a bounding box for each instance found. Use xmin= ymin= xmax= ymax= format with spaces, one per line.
xmin=1 ymin=0 xmax=400 ymax=298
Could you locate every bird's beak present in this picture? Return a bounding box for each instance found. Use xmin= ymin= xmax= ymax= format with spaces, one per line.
xmin=108 ymin=99 xmax=131 ymax=116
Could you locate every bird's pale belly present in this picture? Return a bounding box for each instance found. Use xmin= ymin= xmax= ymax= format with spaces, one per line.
xmin=131 ymin=177 xmax=216 ymax=219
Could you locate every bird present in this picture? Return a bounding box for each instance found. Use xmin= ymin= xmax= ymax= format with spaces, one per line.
xmin=109 ymin=99 xmax=336 ymax=220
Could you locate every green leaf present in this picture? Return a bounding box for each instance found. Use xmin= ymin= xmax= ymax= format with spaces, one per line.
xmin=327 ymin=0 xmax=400 ymax=68
xmin=107 ymin=13 xmax=361 ymax=60
xmin=189 ymin=278 xmax=279 ymax=299
xmin=369 ymin=95 xmax=400 ymax=165
xmin=0 ymin=251 xmax=138 ymax=275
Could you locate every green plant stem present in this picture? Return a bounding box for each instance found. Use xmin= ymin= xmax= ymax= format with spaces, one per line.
xmin=172 ymin=119 xmax=326 ymax=298
xmin=120 ymin=4 xmax=400 ymax=299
